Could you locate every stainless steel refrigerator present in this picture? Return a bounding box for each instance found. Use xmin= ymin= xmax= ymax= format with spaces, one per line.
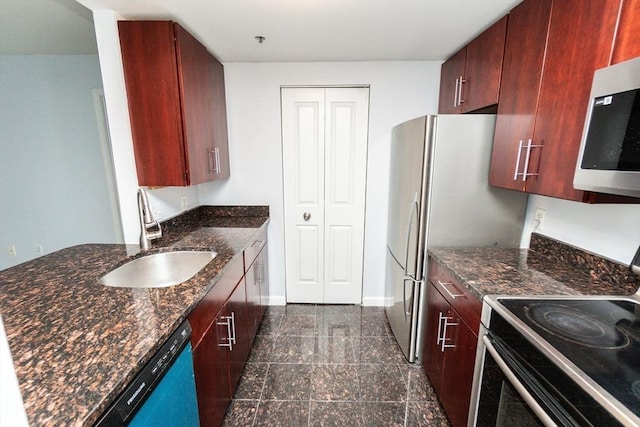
xmin=385 ymin=115 xmax=528 ymax=362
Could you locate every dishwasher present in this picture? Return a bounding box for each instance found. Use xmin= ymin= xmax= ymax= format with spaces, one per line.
xmin=95 ymin=320 xmax=200 ymax=426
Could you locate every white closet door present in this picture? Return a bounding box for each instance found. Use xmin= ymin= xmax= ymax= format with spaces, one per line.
xmin=282 ymin=87 xmax=326 ymax=303
xmin=323 ymin=87 xmax=369 ymax=303
xmin=281 ymin=87 xmax=369 ymax=304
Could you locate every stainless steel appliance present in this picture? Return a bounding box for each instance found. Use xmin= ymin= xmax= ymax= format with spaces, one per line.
xmin=385 ymin=115 xmax=528 ymax=362
xmin=573 ymin=56 xmax=640 ymax=198
xmin=469 ymin=295 xmax=640 ymax=426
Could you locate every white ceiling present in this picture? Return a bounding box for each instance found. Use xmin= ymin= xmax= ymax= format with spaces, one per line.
xmin=2 ymin=0 xmax=522 ymax=62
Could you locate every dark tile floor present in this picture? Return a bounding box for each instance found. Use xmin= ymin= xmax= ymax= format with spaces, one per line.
xmin=222 ymin=304 xmax=451 ymax=426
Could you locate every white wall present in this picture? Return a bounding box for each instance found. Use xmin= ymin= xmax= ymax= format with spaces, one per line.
xmin=198 ymin=62 xmax=441 ymax=305
xmin=93 ymin=11 xmax=442 ymax=304
xmin=521 ymin=194 xmax=640 ymax=264
xmin=93 ymin=11 xmax=142 ymax=244
xmin=93 ymin=11 xmax=638 ymax=303
xmin=0 ymin=55 xmax=119 ymax=270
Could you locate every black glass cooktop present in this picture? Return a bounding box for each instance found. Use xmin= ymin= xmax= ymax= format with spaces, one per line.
xmin=498 ymin=298 xmax=640 ymax=421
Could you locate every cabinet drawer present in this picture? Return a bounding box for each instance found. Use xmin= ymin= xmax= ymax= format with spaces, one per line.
xmin=243 ymin=227 xmax=267 ymax=272
xmin=189 ymin=256 xmax=244 ymax=347
xmin=428 ymin=259 xmax=481 ymax=333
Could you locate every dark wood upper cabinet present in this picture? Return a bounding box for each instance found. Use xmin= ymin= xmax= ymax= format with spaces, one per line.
xmin=438 ymin=16 xmax=507 ymax=114
xmin=438 ymin=49 xmax=466 ymax=114
xmin=119 ymin=21 xmax=230 ymax=186
xmin=489 ymin=0 xmax=637 ymax=203
xmin=489 ymin=0 xmax=552 ymax=192
xmin=462 ymin=16 xmax=508 ymax=112
xmin=611 ymin=0 xmax=640 ymax=64
xmin=525 ymin=0 xmax=621 ymax=201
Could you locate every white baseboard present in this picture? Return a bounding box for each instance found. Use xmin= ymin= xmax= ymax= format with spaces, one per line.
xmin=361 ymin=296 xmax=392 ymax=307
xmin=266 ymin=295 xmax=390 ymax=307
xmin=266 ymin=295 xmax=286 ymax=306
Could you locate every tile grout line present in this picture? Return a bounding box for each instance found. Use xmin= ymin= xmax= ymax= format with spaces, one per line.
xmin=227 ymin=304 xmax=448 ymax=426
xmin=251 ymin=312 xmax=282 ymax=427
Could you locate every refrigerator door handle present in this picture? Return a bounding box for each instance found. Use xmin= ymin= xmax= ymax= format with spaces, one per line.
xmin=403 ymin=199 xmax=420 ymax=278
xmin=402 ymin=277 xmax=412 ymax=319
xmin=403 ymin=275 xmax=424 ymax=319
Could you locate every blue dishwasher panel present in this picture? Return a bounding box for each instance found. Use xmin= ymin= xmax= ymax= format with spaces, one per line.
xmin=95 ymin=320 xmax=200 ymax=427
xmin=129 ymin=343 xmax=199 ymax=427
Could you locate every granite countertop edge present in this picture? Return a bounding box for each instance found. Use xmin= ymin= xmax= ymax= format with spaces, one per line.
xmin=0 ymin=205 xmax=269 ymax=426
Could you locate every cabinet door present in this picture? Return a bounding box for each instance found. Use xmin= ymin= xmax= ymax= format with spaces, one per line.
xmin=226 ymin=278 xmax=252 ymax=395
xmin=489 ymin=0 xmax=552 ymax=191
xmin=526 ymin=0 xmax=621 ymax=201
xmin=119 ymin=21 xmax=229 ymax=187
xmin=175 ymin=24 xmax=216 ymax=185
xmin=440 ymin=314 xmax=478 ymax=427
xmin=438 ymin=49 xmax=466 ymax=114
xmin=245 ymin=245 xmax=269 ymax=338
xmin=192 ymin=307 xmax=231 ymax=427
xmin=119 ymin=21 xmax=186 ymax=186
xmin=611 ymin=0 xmax=640 ymax=64
xmin=257 ymin=244 xmax=269 ymax=320
xmin=210 ymin=56 xmax=231 ymax=179
xmin=422 ymin=282 xmax=449 ymax=394
xmin=462 ymin=16 xmax=508 ymax=112
xmin=245 ymin=257 xmax=261 ymax=339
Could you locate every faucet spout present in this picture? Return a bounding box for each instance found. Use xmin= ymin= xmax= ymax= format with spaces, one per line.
xmin=137 ymin=188 xmax=162 ymax=250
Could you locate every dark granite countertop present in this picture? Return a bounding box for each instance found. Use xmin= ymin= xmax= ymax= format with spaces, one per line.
xmin=0 ymin=206 xmax=269 ymax=426
xmin=428 ymin=234 xmax=639 ymax=301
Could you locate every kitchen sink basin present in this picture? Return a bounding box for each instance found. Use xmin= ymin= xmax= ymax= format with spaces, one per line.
xmin=99 ymin=251 xmax=217 ymax=288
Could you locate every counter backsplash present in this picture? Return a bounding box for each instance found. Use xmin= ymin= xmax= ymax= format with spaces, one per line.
xmin=529 ymin=233 xmax=638 ymax=292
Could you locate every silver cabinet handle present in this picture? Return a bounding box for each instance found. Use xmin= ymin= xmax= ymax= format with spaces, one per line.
xmin=513 ymin=140 xmax=524 ymax=181
xmin=457 ymin=75 xmax=466 ymax=105
xmin=514 ymin=139 xmax=543 ymax=181
xmin=229 ymin=311 xmax=237 ymax=346
xmin=437 ymin=312 xmax=457 ymax=352
xmin=214 ymin=147 xmax=221 ymax=175
xmin=303 ymin=212 xmax=311 ymax=221
xmin=208 ymin=147 xmax=221 ymax=174
xmin=454 ymin=77 xmax=459 ymax=108
xmin=218 ymin=315 xmax=234 ymax=350
xmin=256 ymin=261 xmax=264 ymax=285
xmin=252 ymin=239 xmax=266 ymax=249
xmin=437 ymin=280 xmax=464 ymax=299
xmin=522 ymin=139 xmax=542 ymax=181
xmin=208 ymin=148 xmax=216 ymax=173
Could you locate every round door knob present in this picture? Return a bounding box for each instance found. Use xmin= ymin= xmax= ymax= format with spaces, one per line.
xmin=303 ymin=212 xmax=311 ymax=221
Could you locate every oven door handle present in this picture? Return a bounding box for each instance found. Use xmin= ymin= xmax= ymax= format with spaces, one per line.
xmin=482 ymin=335 xmax=559 ymax=427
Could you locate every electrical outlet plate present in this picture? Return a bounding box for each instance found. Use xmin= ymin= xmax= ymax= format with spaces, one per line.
xmin=534 ymin=208 xmax=546 ymax=231
xmin=8 ymin=245 xmax=16 ymax=256
xmin=180 ymin=196 xmax=188 ymax=212
xmin=150 ymin=204 xmax=162 ymax=220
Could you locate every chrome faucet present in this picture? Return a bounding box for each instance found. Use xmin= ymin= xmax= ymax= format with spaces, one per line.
xmin=137 ymin=188 xmax=162 ymax=250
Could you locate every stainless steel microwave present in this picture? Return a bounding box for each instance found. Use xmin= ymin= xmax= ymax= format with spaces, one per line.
xmin=574 ymin=57 xmax=640 ymax=198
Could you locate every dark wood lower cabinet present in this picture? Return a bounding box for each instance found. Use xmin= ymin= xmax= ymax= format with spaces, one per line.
xmin=245 ymin=244 xmax=268 ymax=339
xmin=423 ymin=284 xmax=448 ymax=394
xmin=188 ymin=237 xmax=268 ymax=426
xmin=226 ymin=279 xmax=252 ymax=393
xmin=191 ymin=307 xmax=232 ymax=427
xmin=423 ymin=260 xmax=481 ymax=427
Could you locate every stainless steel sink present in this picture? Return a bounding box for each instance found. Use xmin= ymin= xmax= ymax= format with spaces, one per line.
xmin=99 ymin=251 xmax=217 ymax=288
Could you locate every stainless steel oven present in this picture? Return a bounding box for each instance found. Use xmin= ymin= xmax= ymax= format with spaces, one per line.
xmin=469 ymin=295 xmax=640 ymax=426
